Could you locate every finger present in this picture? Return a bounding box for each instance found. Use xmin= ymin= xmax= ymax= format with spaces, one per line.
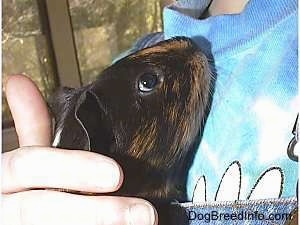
xmin=3 ymin=190 xmax=158 ymax=225
xmin=5 ymin=75 xmax=52 ymax=146
xmin=2 ymin=147 xmax=123 ymax=193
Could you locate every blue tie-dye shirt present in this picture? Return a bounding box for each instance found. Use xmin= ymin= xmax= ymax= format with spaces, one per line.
xmin=118 ymin=0 xmax=298 ymax=200
xmin=164 ymin=0 xmax=298 ymax=200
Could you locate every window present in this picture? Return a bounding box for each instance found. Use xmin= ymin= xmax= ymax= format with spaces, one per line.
xmin=3 ymin=0 xmax=57 ymax=126
xmin=70 ymin=0 xmax=164 ymax=84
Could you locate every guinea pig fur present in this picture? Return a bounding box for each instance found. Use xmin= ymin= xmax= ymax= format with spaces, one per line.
xmin=50 ymin=37 xmax=211 ymax=224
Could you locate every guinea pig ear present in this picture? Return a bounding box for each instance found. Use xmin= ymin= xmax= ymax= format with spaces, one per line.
xmin=75 ymin=90 xmax=113 ymax=153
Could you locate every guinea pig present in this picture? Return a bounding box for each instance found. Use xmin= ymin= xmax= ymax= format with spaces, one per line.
xmin=50 ymin=37 xmax=211 ymax=224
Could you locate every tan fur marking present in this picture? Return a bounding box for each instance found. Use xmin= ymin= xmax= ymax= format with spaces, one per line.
xmin=129 ymin=118 xmax=158 ymax=158
xmin=166 ymin=103 xmax=179 ymax=124
xmin=132 ymin=46 xmax=168 ymax=56
xmin=188 ymin=55 xmax=210 ymax=119
xmin=168 ymin=54 xmax=210 ymax=161
xmin=172 ymin=79 xmax=180 ymax=94
xmin=129 ymin=40 xmax=190 ymax=58
xmin=163 ymin=82 xmax=168 ymax=96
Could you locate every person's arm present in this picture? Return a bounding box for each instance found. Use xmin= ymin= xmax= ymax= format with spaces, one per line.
xmin=208 ymin=0 xmax=250 ymax=16
xmin=2 ymin=75 xmax=157 ymax=225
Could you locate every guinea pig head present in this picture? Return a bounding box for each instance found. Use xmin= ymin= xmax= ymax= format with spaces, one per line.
xmin=51 ymin=37 xmax=211 ymax=199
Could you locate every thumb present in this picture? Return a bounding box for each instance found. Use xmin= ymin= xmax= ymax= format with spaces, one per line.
xmin=5 ymin=75 xmax=52 ymax=147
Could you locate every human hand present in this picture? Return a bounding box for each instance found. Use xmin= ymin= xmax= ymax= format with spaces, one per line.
xmin=2 ymin=75 xmax=158 ymax=225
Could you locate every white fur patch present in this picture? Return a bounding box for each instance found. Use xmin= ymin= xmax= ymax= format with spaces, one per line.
xmin=52 ymin=128 xmax=63 ymax=147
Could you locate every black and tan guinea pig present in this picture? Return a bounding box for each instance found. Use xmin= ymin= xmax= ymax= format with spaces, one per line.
xmin=50 ymin=37 xmax=211 ymax=224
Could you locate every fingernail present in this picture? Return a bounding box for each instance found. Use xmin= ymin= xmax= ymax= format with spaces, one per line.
xmin=127 ymin=202 xmax=156 ymax=225
xmin=97 ymin=161 xmax=121 ymax=189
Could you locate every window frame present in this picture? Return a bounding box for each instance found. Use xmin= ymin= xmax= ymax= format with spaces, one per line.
xmin=3 ymin=0 xmax=81 ymax=152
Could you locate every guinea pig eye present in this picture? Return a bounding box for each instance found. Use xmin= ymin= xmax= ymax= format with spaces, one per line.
xmin=138 ymin=73 xmax=159 ymax=92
